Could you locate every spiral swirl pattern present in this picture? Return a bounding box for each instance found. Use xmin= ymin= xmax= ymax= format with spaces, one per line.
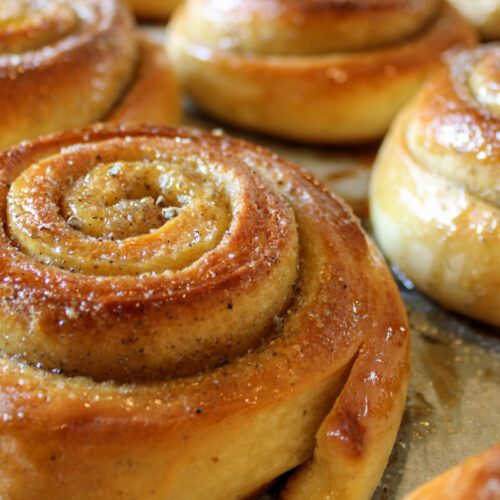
xmin=0 ymin=125 xmax=409 ymax=499
xmin=371 ymin=44 xmax=500 ymax=326
xmin=0 ymin=0 xmax=179 ymax=149
xmin=168 ymin=0 xmax=476 ymax=143
xmin=0 ymin=127 xmax=298 ymax=382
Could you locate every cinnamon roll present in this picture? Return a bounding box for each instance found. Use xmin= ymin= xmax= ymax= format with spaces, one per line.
xmin=370 ymin=44 xmax=500 ymax=327
xmin=128 ymin=0 xmax=182 ymax=20
xmin=167 ymin=0 xmax=476 ymax=144
xmin=0 ymin=125 xmax=409 ymax=499
xmin=449 ymin=0 xmax=500 ymax=40
xmin=0 ymin=0 xmax=180 ymax=150
xmin=404 ymin=444 xmax=500 ymax=499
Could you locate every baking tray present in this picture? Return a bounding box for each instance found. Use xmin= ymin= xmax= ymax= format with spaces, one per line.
xmin=146 ymin=26 xmax=500 ymax=498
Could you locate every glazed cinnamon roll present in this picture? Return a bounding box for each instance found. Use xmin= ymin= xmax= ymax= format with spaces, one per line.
xmin=404 ymin=444 xmax=500 ymax=499
xmin=128 ymin=0 xmax=182 ymax=20
xmin=370 ymin=44 xmax=500 ymax=327
xmin=0 ymin=0 xmax=180 ymax=149
xmin=167 ymin=0 xmax=476 ymax=144
xmin=0 ymin=125 xmax=409 ymax=499
xmin=449 ymin=0 xmax=500 ymax=40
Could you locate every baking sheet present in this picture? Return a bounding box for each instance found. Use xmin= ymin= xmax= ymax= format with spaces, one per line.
xmin=147 ymin=26 xmax=500 ymax=498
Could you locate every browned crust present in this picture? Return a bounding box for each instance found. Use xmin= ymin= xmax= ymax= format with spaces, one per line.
xmin=180 ymin=0 xmax=444 ymax=55
xmin=0 ymin=1 xmax=180 ymax=149
xmin=369 ymin=46 xmax=500 ymax=326
xmin=0 ymin=126 xmax=296 ymax=380
xmin=0 ymin=0 xmax=136 ymax=149
xmin=168 ymin=2 xmax=477 ymax=143
xmin=406 ymin=44 xmax=499 ymax=204
xmin=0 ymin=125 xmax=409 ymax=499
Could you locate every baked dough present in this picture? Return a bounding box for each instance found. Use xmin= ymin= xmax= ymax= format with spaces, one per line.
xmin=0 ymin=124 xmax=409 ymax=499
xmin=0 ymin=0 xmax=180 ymax=149
xmin=168 ymin=0 xmax=476 ymax=143
xmin=370 ymin=43 xmax=500 ymax=326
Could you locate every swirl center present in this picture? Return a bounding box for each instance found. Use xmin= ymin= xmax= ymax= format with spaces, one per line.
xmin=7 ymin=139 xmax=232 ymax=275
xmin=64 ymin=160 xmax=221 ymax=240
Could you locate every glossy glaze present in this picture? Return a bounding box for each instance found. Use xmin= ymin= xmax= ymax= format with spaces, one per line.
xmin=0 ymin=0 xmax=180 ymax=149
xmin=370 ymin=44 xmax=500 ymax=326
xmin=168 ymin=0 xmax=476 ymax=143
xmin=0 ymin=125 xmax=409 ymax=499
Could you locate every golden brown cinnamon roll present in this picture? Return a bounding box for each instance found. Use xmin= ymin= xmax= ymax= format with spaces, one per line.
xmin=449 ymin=0 xmax=500 ymax=40
xmin=404 ymin=444 xmax=500 ymax=499
xmin=128 ymin=0 xmax=182 ymax=20
xmin=167 ymin=0 xmax=476 ymax=144
xmin=0 ymin=125 xmax=409 ymax=499
xmin=370 ymin=44 xmax=500 ymax=327
xmin=0 ymin=0 xmax=180 ymax=149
